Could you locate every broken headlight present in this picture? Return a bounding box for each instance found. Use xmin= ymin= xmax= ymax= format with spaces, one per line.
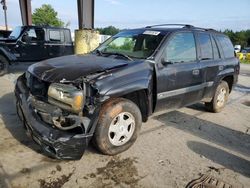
xmin=48 ymin=83 xmax=85 ymax=113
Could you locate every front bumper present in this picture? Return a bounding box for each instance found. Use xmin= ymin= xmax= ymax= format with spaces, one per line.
xmin=14 ymin=75 xmax=95 ymax=160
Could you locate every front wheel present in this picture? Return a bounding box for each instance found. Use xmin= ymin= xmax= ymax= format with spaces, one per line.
xmin=93 ymin=98 xmax=142 ymax=155
xmin=205 ymin=81 xmax=229 ymax=113
xmin=0 ymin=55 xmax=9 ymax=76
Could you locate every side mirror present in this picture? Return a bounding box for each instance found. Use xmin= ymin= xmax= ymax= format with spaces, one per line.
xmin=161 ymin=57 xmax=173 ymax=66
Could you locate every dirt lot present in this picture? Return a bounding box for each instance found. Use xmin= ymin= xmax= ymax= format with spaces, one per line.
xmin=0 ymin=63 xmax=249 ymax=188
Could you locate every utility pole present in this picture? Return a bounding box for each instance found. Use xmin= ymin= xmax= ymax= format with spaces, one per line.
xmin=1 ymin=0 xmax=8 ymax=30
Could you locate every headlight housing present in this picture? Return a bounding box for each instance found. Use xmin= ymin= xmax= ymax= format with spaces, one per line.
xmin=48 ymin=83 xmax=84 ymax=113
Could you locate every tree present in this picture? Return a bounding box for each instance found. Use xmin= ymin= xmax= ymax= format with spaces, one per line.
xmin=96 ymin=26 xmax=120 ymax=35
xmin=32 ymin=4 xmax=64 ymax=27
xmin=223 ymin=29 xmax=250 ymax=48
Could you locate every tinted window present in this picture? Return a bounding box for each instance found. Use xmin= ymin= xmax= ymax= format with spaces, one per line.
xmin=197 ymin=33 xmax=213 ymax=60
xmin=165 ymin=32 xmax=196 ymax=63
xmin=49 ymin=30 xmax=64 ymax=42
xmin=211 ymin=37 xmax=220 ymax=59
xmin=26 ymin=28 xmax=44 ymax=41
xmin=64 ymin=30 xmax=71 ymax=43
xmin=217 ymin=35 xmax=234 ymax=58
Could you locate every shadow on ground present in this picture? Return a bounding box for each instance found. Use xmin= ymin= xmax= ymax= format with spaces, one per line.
xmin=0 ymin=92 xmax=99 ymax=160
xmin=187 ymin=141 xmax=250 ymax=177
xmin=154 ymin=111 xmax=250 ymax=157
xmin=153 ymin=110 xmax=250 ymax=177
xmin=0 ymin=92 xmax=42 ymax=154
xmin=234 ymin=84 xmax=250 ymax=93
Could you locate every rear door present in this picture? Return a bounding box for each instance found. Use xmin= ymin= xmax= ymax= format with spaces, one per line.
xmin=47 ymin=29 xmax=65 ymax=58
xmin=155 ymin=31 xmax=204 ymax=111
xmin=64 ymin=29 xmax=74 ymax=55
xmin=195 ymin=32 xmax=221 ymax=99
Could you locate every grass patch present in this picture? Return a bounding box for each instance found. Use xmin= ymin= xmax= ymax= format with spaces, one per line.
xmin=240 ymin=59 xmax=250 ymax=64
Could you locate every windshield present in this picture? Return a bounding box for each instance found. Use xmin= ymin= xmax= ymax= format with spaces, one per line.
xmin=9 ymin=26 xmax=23 ymax=39
xmin=96 ymin=30 xmax=165 ymax=59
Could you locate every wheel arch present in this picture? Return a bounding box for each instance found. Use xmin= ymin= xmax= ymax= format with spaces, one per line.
xmin=221 ymin=75 xmax=234 ymax=93
xmin=100 ymin=77 xmax=153 ymax=123
xmin=121 ymin=89 xmax=150 ymax=122
xmin=0 ymin=47 xmax=16 ymax=64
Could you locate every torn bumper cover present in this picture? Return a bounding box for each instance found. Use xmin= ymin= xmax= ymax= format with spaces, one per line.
xmin=14 ymin=75 xmax=97 ymax=160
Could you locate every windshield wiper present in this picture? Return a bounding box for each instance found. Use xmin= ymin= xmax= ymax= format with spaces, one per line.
xmin=96 ymin=49 xmax=103 ymax=56
xmin=104 ymin=52 xmax=133 ymax=61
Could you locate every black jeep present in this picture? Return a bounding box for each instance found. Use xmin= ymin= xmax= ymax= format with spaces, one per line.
xmin=0 ymin=25 xmax=74 ymax=75
xmin=15 ymin=24 xmax=239 ymax=160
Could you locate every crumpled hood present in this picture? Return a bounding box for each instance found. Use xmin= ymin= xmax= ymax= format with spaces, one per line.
xmin=28 ymin=54 xmax=129 ymax=82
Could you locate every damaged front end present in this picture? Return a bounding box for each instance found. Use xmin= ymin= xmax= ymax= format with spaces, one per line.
xmin=15 ymin=73 xmax=100 ymax=160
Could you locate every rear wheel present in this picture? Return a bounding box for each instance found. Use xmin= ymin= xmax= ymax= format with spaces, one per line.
xmin=0 ymin=55 xmax=9 ymax=76
xmin=205 ymin=81 xmax=229 ymax=113
xmin=93 ymin=98 xmax=142 ymax=155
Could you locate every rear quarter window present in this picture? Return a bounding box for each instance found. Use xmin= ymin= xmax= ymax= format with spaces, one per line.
xmin=64 ymin=30 xmax=72 ymax=43
xmin=216 ymin=35 xmax=234 ymax=58
xmin=49 ymin=30 xmax=65 ymax=42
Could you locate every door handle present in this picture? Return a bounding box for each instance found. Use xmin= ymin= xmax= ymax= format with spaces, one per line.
xmin=219 ymin=65 xmax=224 ymax=71
xmin=192 ymin=69 xmax=200 ymax=75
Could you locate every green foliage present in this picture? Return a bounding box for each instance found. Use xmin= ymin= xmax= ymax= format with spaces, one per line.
xmin=32 ymin=4 xmax=64 ymax=27
xmin=96 ymin=26 xmax=120 ymax=36
xmin=223 ymin=29 xmax=250 ymax=48
xmin=240 ymin=59 xmax=250 ymax=64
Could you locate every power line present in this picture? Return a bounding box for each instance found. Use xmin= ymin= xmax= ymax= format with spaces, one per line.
xmin=1 ymin=0 xmax=8 ymax=30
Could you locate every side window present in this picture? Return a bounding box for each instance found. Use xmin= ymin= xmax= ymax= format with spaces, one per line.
xmin=64 ymin=30 xmax=71 ymax=43
xmin=26 ymin=28 xmax=45 ymax=42
xmin=211 ymin=36 xmax=220 ymax=59
xmin=165 ymin=32 xmax=196 ymax=63
xmin=197 ymin=33 xmax=213 ymax=60
xmin=216 ymin=35 xmax=234 ymax=58
xmin=60 ymin=31 xmax=65 ymax=42
xmin=49 ymin=30 xmax=64 ymax=42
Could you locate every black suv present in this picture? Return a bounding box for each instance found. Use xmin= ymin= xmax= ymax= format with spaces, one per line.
xmin=15 ymin=24 xmax=239 ymax=160
xmin=0 ymin=26 xmax=74 ymax=75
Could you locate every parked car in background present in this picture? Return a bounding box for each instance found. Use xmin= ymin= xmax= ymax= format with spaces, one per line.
xmin=0 ymin=25 xmax=74 ymax=76
xmin=0 ymin=30 xmax=12 ymax=38
xmin=15 ymin=24 xmax=239 ymax=160
xmin=234 ymin=45 xmax=241 ymax=53
xmin=237 ymin=47 xmax=250 ymax=60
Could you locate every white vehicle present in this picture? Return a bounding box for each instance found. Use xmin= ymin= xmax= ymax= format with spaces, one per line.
xmin=234 ymin=45 xmax=241 ymax=53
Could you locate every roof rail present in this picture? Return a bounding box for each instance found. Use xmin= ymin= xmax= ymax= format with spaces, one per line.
xmin=145 ymin=24 xmax=194 ymax=28
xmin=191 ymin=27 xmax=217 ymax=32
xmin=145 ymin=24 xmax=219 ymax=33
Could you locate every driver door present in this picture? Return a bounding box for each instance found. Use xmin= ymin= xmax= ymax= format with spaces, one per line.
xmin=17 ymin=28 xmax=46 ymax=61
xmin=155 ymin=31 xmax=204 ymax=111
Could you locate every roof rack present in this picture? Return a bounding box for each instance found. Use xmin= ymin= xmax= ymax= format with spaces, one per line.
xmin=145 ymin=24 xmax=218 ymax=32
xmin=145 ymin=24 xmax=194 ymax=28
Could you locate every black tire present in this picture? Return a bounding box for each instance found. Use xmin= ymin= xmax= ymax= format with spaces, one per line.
xmin=0 ymin=55 xmax=9 ymax=76
xmin=205 ymin=81 xmax=229 ymax=113
xmin=93 ymin=98 xmax=142 ymax=155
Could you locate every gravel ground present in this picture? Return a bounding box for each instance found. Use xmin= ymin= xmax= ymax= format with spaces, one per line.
xmin=0 ymin=62 xmax=249 ymax=188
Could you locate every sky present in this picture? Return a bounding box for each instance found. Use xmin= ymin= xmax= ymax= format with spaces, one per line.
xmin=0 ymin=0 xmax=250 ymax=31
